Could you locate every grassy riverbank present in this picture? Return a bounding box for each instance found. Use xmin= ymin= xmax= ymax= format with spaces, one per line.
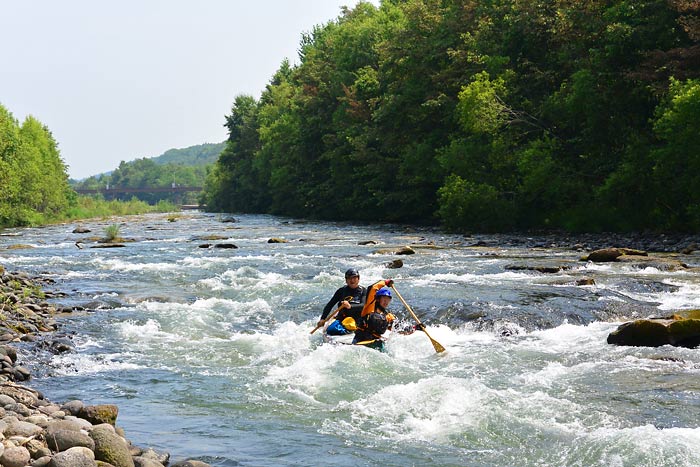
xmin=1 ymin=196 xmax=180 ymax=230
xmin=61 ymin=196 xmax=179 ymax=222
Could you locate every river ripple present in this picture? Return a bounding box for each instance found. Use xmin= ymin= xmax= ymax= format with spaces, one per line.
xmin=1 ymin=212 xmax=700 ymax=467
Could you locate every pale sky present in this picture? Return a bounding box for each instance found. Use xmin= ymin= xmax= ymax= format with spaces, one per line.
xmin=1 ymin=1 xmax=378 ymax=179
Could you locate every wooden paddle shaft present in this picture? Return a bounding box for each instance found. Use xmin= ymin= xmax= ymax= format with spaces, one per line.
xmin=390 ymin=285 xmax=446 ymax=353
xmin=310 ymin=306 xmax=342 ymax=334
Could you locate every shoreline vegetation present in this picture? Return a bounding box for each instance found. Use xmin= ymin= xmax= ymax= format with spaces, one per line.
xmin=1 ymin=101 xmax=179 ymax=231
xmin=0 ymin=264 xmax=212 ymax=467
xmin=202 ymin=1 xmax=700 ymax=233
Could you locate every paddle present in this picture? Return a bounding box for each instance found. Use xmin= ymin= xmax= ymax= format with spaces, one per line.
xmin=310 ymin=306 xmax=343 ymax=334
xmin=390 ymin=285 xmax=446 ymax=353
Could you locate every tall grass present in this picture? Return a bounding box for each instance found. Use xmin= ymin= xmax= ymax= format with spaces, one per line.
xmin=61 ymin=197 xmax=179 ymax=222
xmin=104 ymin=224 xmax=121 ymax=242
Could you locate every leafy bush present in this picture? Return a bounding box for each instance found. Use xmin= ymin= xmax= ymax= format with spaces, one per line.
xmin=437 ymin=175 xmax=514 ymax=231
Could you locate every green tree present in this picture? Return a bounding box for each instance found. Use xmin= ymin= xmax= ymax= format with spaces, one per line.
xmin=649 ymin=78 xmax=700 ymax=229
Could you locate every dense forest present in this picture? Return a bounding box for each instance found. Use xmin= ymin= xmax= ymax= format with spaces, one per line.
xmin=203 ymin=0 xmax=700 ymax=232
xmin=73 ymin=143 xmax=224 ymax=204
xmin=0 ymin=104 xmax=73 ymax=226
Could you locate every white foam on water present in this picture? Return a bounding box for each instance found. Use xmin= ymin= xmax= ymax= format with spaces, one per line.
xmin=568 ymin=424 xmax=700 ymax=467
xmin=337 ymin=376 xmax=490 ymax=442
xmin=198 ymin=267 xmax=289 ymax=292
xmin=412 ymin=270 xmax=534 ymax=287
xmin=602 ymin=277 xmax=700 ymax=311
xmin=261 ymin=324 xmax=350 ymax=393
xmin=0 ymin=254 xmax=35 ymax=265
xmin=119 ymin=318 xmax=169 ymax=341
xmin=61 ymin=270 xmax=111 ymax=279
xmin=93 ymin=257 xmax=176 ymax=273
xmin=138 ymin=297 xmax=273 ymax=329
xmin=648 ymin=279 xmax=700 ymax=311
xmin=107 ymin=298 xmax=276 ymax=371
xmin=92 ymin=291 xmax=118 ymax=299
xmin=179 ymin=256 xmax=236 ymax=268
xmin=49 ymin=352 xmax=144 ymax=376
xmin=328 ymin=375 xmax=611 ymax=446
xmin=525 ymin=321 xmax=615 ymax=354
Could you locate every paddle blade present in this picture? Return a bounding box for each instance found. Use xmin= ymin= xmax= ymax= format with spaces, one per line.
xmin=429 ymin=335 xmax=446 ymax=353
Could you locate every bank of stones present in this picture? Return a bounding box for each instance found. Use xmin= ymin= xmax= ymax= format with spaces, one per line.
xmin=0 ymin=266 xmax=211 ymax=467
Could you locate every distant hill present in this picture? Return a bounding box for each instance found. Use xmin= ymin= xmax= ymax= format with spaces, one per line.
xmin=149 ymin=142 xmax=225 ymax=166
xmin=71 ymin=142 xmax=226 ymax=205
xmin=72 ymin=142 xmax=225 ymax=182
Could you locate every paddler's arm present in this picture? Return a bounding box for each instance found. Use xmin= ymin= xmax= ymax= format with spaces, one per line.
xmin=318 ymin=288 xmax=346 ymax=327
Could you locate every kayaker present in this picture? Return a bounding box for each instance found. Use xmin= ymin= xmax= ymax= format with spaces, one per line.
xmin=351 ymin=279 xmax=396 ymax=346
xmin=318 ymin=268 xmax=366 ymax=335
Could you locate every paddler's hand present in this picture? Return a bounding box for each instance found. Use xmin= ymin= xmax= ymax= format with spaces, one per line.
xmin=339 ymin=300 xmax=351 ymax=309
xmin=415 ymin=323 xmax=426 ymax=332
xmin=317 ymin=319 xmax=325 ymax=327
xmin=384 ymin=279 xmax=394 ymax=287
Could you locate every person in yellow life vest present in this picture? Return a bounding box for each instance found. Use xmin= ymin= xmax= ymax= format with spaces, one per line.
xmin=350 ymin=279 xmax=395 ymax=346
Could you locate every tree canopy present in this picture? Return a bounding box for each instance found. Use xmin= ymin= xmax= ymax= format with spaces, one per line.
xmin=203 ymin=0 xmax=700 ymax=232
xmin=0 ymin=104 xmax=72 ymax=227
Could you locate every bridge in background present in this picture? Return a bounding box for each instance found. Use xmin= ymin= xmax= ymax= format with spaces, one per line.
xmin=74 ymin=186 xmax=204 ymax=210
xmin=74 ymin=186 xmax=203 ymax=195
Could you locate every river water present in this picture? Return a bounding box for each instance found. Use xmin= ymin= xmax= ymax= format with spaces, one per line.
xmin=1 ymin=212 xmax=700 ymax=467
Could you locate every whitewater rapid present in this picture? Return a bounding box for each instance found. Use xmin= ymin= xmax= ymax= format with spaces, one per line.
xmin=1 ymin=212 xmax=699 ymax=466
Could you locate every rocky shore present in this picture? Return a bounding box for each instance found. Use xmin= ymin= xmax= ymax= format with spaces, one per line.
xmin=0 ymin=264 xmax=211 ymax=467
xmin=460 ymin=231 xmax=700 ymax=254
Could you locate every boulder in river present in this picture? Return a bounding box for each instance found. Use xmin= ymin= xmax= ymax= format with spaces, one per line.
xmin=213 ymin=243 xmax=238 ymax=249
xmin=607 ymin=310 xmax=700 ymax=348
xmin=373 ymin=246 xmax=416 ymax=255
xmin=582 ymin=247 xmax=647 ymax=262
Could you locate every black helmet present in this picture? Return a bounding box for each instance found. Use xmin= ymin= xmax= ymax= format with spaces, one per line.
xmin=345 ymin=268 xmax=360 ymax=278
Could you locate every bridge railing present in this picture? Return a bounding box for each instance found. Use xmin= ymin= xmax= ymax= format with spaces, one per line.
xmin=74 ymin=186 xmax=203 ymax=194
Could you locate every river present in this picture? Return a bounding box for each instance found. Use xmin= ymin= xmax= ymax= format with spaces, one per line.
xmin=1 ymin=212 xmax=700 ymax=467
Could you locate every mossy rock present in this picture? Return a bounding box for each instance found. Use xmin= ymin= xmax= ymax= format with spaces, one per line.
xmin=671 ymin=309 xmax=700 ymax=320
xmin=583 ymin=247 xmax=647 ymax=262
xmin=607 ymin=319 xmax=671 ymax=347
xmin=608 ymin=314 xmax=700 ymax=348
xmin=668 ymin=319 xmax=700 ymax=347
xmin=90 ymin=425 xmax=134 ymax=467
xmin=79 ymin=404 xmax=118 ymax=425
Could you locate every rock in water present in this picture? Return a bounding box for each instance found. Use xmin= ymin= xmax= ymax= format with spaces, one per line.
xmin=607 ymin=311 xmax=700 ymax=347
